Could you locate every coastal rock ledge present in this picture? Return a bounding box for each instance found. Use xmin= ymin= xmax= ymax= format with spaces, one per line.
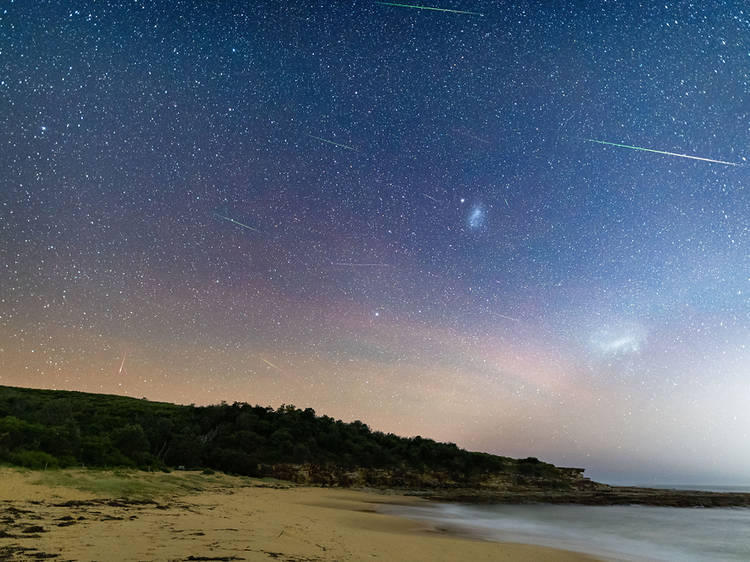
xmin=268 ymin=463 xmax=750 ymax=508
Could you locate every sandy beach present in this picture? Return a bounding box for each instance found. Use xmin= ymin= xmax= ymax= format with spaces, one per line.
xmin=0 ymin=467 xmax=596 ymax=561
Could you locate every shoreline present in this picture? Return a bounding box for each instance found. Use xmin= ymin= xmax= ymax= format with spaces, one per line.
xmin=0 ymin=467 xmax=597 ymax=561
xmin=420 ymin=485 xmax=750 ymax=507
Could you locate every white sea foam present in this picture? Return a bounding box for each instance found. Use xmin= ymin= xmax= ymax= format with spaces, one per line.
xmin=381 ymin=500 xmax=750 ymax=561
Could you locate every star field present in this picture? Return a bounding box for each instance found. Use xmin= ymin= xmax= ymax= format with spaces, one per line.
xmin=1 ymin=1 xmax=748 ymax=484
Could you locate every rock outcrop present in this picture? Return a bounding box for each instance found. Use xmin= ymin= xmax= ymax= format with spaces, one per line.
xmin=264 ymin=463 xmax=750 ymax=507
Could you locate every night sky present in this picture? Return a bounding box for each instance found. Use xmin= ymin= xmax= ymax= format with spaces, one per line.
xmin=2 ymin=1 xmax=748 ymax=484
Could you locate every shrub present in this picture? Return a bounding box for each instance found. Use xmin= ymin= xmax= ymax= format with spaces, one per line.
xmin=10 ymin=450 xmax=59 ymax=469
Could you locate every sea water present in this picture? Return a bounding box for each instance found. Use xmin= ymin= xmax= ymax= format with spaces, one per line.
xmin=380 ymin=493 xmax=750 ymax=561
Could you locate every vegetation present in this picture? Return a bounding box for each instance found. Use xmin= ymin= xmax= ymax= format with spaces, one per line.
xmin=29 ymin=467 xmax=263 ymax=499
xmin=0 ymin=385 xmax=559 ymax=483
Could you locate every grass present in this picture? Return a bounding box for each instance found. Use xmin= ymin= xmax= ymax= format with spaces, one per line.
xmin=28 ymin=468 xmax=266 ymax=500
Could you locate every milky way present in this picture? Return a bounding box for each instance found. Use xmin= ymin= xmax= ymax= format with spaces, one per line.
xmin=1 ymin=1 xmax=748 ymax=484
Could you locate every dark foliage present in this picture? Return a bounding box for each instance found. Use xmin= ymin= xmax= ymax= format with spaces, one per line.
xmin=0 ymin=385 xmax=551 ymax=480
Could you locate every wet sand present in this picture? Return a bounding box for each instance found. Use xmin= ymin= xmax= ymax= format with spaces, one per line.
xmin=0 ymin=468 xmax=597 ymax=561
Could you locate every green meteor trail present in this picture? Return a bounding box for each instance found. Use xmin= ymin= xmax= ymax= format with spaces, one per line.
xmin=309 ymin=135 xmax=359 ymax=151
xmin=584 ymin=138 xmax=742 ymax=167
xmin=375 ymin=2 xmax=483 ymax=16
xmin=215 ymin=213 xmax=263 ymax=234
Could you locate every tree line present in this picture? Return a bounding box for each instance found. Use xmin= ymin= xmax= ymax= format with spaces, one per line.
xmin=0 ymin=385 xmax=555 ymax=480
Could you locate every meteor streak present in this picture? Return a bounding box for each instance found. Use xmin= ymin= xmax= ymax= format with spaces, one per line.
xmin=423 ymin=193 xmax=440 ymax=203
xmin=584 ymin=138 xmax=742 ymax=167
xmin=259 ymin=357 xmax=281 ymax=370
xmin=215 ymin=213 xmax=263 ymax=234
xmin=375 ymin=2 xmax=483 ymax=15
xmin=331 ymin=262 xmax=394 ymax=267
xmin=452 ymin=128 xmax=490 ymax=143
xmin=308 ymin=135 xmax=358 ymax=151
xmin=497 ymin=314 xmax=520 ymax=322
xmin=118 ymin=353 xmax=126 ymax=375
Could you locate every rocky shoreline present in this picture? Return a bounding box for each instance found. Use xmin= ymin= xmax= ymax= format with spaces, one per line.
xmin=266 ymin=463 xmax=750 ymax=508
xmin=419 ymin=486 xmax=750 ymax=507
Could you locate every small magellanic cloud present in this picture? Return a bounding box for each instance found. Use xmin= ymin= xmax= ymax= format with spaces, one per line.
xmin=468 ymin=204 xmax=484 ymax=229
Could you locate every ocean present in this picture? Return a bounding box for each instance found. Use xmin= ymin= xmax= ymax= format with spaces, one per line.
xmin=380 ymin=490 xmax=750 ymax=561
